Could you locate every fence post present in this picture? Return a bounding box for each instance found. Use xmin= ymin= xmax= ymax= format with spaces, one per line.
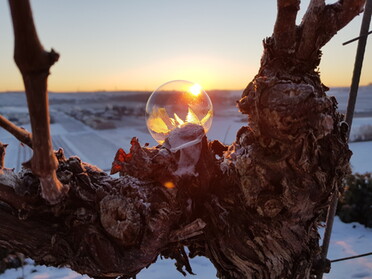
xmin=317 ymin=0 xmax=372 ymax=278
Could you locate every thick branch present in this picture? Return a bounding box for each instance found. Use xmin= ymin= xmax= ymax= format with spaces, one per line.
xmin=0 ymin=115 xmax=32 ymax=148
xmin=0 ymin=180 xmax=29 ymax=211
xmin=8 ymin=0 xmax=67 ymax=204
xmin=0 ymin=86 xmax=351 ymax=279
xmin=0 ymin=209 xmax=55 ymax=255
xmin=260 ymin=0 xmax=365 ymax=76
xmin=273 ymin=0 xmax=300 ymax=52
xmin=296 ymin=0 xmax=365 ymax=62
xmin=0 ymin=152 xmax=204 ymax=278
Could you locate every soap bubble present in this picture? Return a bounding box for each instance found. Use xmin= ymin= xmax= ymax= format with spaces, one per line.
xmin=145 ymin=80 xmax=213 ymax=144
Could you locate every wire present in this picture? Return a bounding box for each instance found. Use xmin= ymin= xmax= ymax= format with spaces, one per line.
xmin=331 ymin=252 xmax=372 ymax=263
xmin=343 ymin=30 xmax=372 ymax=45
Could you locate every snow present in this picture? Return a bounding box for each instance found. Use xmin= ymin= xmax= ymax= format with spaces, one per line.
xmin=319 ymin=220 xmax=372 ymax=279
xmin=0 ymin=259 xmax=92 ymax=279
xmin=1 ymin=88 xmax=372 ymax=279
xmin=349 ymin=117 xmax=372 ymax=142
xmin=349 ymin=141 xmax=372 ymax=174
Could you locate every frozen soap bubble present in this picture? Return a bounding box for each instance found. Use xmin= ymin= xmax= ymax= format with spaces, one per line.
xmin=145 ymin=80 xmax=213 ymax=144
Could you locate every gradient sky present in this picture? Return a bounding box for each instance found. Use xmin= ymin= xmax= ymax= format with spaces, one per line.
xmin=0 ymin=0 xmax=371 ymax=92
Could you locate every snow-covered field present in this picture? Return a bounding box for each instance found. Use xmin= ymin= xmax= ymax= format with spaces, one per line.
xmin=0 ymin=87 xmax=372 ymax=279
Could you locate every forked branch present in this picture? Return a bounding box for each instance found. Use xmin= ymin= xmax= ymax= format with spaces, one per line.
xmin=8 ymin=0 xmax=68 ymax=204
xmin=267 ymin=0 xmax=366 ymax=73
xmin=296 ymin=0 xmax=365 ymax=62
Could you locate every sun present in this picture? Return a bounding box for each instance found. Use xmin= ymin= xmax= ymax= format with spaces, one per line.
xmin=189 ymin=83 xmax=202 ymax=96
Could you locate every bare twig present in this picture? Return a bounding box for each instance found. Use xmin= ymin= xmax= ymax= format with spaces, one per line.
xmin=0 ymin=115 xmax=32 ymax=148
xmin=273 ymin=0 xmax=300 ymax=52
xmin=8 ymin=0 xmax=68 ymax=204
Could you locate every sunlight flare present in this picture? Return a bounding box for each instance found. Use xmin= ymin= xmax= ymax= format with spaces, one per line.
xmin=145 ymin=80 xmax=213 ymax=144
xmin=189 ymin=83 xmax=202 ymax=96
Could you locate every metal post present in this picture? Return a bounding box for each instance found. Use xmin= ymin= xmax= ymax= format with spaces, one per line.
xmin=345 ymin=0 xmax=372 ymax=132
xmin=318 ymin=0 xmax=372 ymax=278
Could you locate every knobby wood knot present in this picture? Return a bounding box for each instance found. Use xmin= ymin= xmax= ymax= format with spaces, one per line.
xmin=99 ymin=195 xmax=142 ymax=246
xmin=258 ymin=199 xmax=284 ymax=218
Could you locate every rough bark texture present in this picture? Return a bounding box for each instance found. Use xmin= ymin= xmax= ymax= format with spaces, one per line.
xmin=0 ymin=143 xmax=7 ymax=169
xmin=0 ymin=0 xmax=366 ymax=278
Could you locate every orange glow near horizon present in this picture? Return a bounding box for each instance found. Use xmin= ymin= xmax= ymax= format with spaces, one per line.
xmin=0 ymin=1 xmax=371 ymax=93
xmin=0 ymin=54 xmax=259 ymax=92
xmin=0 ymin=44 xmax=371 ymax=93
xmin=3 ymin=67 xmax=370 ymax=93
xmin=1 ymin=51 xmax=371 ymax=92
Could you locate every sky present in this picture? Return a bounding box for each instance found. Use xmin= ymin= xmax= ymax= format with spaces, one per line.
xmin=0 ymin=0 xmax=371 ymax=92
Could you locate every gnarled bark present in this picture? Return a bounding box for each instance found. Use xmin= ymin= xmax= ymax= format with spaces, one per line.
xmin=0 ymin=0 xmax=366 ymax=278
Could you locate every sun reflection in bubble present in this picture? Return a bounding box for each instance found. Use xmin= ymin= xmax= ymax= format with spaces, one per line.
xmin=145 ymin=80 xmax=213 ymax=144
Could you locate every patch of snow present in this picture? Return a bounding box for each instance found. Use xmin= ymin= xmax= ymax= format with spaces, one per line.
xmin=320 ymin=218 xmax=372 ymax=279
xmin=349 ymin=141 xmax=372 ymax=173
xmin=0 ymin=259 xmax=91 ymax=279
xmin=349 ymin=117 xmax=372 ymax=142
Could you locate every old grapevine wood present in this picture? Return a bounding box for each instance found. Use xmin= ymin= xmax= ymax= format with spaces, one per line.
xmin=0 ymin=0 xmax=365 ymax=278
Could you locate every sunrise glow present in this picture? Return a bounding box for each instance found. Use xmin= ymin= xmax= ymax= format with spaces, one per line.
xmin=0 ymin=1 xmax=370 ymax=92
xmin=189 ymin=84 xmax=202 ymax=96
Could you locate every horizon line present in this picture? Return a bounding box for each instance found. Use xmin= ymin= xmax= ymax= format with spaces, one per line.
xmin=1 ymin=85 xmax=371 ymax=94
